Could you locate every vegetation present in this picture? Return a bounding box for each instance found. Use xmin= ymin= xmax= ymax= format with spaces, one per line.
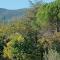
xmin=0 ymin=0 xmax=60 ymax=60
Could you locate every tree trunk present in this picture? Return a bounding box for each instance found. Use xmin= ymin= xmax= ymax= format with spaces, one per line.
xmin=56 ymin=16 xmax=60 ymax=32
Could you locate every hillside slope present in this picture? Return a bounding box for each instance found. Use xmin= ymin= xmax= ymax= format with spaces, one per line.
xmin=0 ymin=8 xmax=28 ymax=21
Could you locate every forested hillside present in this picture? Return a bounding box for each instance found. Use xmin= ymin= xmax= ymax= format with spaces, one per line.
xmin=0 ymin=8 xmax=28 ymax=22
xmin=0 ymin=0 xmax=60 ymax=60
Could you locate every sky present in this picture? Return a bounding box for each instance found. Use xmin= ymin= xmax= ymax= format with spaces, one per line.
xmin=0 ymin=0 xmax=53 ymax=10
xmin=0 ymin=0 xmax=30 ymax=10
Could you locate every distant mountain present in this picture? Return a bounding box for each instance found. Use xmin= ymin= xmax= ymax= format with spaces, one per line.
xmin=0 ymin=8 xmax=28 ymax=22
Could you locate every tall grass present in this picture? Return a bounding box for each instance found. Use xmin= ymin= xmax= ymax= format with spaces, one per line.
xmin=44 ymin=49 xmax=60 ymax=60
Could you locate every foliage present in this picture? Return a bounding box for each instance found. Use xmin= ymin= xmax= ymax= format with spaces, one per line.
xmin=0 ymin=0 xmax=60 ymax=60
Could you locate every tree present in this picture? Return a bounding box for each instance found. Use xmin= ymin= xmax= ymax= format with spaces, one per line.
xmin=36 ymin=0 xmax=60 ymax=32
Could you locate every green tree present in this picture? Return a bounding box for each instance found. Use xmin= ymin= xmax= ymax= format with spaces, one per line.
xmin=36 ymin=0 xmax=60 ymax=32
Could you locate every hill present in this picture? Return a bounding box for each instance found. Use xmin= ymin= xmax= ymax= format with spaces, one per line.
xmin=0 ymin=8 xmax=28 ymax=21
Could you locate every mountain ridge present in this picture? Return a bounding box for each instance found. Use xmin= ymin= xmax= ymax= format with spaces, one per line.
xmin=0 ymin=8 xmax=28 ymax=21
